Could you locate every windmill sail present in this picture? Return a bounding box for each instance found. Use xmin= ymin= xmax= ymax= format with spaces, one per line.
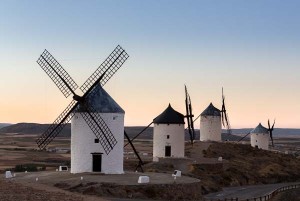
xmin=185 ymin=85 xmax=195 ymax=143
xmin=221 ymin=87 xmax=232 ymax=135
xmin=37 ymin=49 xmax=78 ymax=98
xmin=80 ymin=45 xmax=129 ymax=94
xmin=268 ymin=119 xmax=275 ymax=147
xmin=35 ymin=46 xmax=129 ymax=153
xmin=36 ymin=100 xmax=79 ymax=149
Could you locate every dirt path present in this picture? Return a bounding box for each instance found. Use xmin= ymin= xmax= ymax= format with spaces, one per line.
xmin=0 ymin=178 xmax=108 ymax=201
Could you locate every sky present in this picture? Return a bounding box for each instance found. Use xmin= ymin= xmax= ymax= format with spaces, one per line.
xmin=0 ymin=0 xmax=300 ymax=129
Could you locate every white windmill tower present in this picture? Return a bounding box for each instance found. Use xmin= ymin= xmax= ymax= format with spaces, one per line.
xmin=250 ymin=123 xmax=269 ymax=150
xmin=71 ymin=86 xmax=125 ymax=174
xmin=152 ymin=104 xmax=185 ymax=161
xmin=199 ymin=103 xmax=222 ymax=142
xmin=199 ymin=88 xmax=231 ymax=142
xmin=250 ymin=120 xmax=275 ymax=150
xmin=35 ymin=46 xmax=129 ymax=174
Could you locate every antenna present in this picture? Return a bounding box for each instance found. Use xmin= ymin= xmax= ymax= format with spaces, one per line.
xmin=185 ymin=85 xmax=195 ymax=144
xmin=36 ymin=45 xmax=129 ymax=155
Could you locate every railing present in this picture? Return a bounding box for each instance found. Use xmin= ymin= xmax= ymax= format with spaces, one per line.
xmin=205 ymin=183 xmax=300 ymax=201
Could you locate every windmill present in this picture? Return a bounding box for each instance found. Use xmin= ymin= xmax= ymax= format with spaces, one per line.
xmin=35 ymin=45 xmax=135 ymax=173
xmin=184 ymin=85 xmax=195 ymax=144
xmin=268 ymin=119 xmax=275 ymax=147
xmin=238 ymin=119 xmax=275 ymax=147
xmin=221 ymin=87 xmax=232 ymax=136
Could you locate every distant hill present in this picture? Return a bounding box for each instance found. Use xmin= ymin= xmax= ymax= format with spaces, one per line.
xmin=230 ymin=128 xmax=300 ymax=138
xmin=0 ymin=123 xmax=12 ymax=129
xmin=124 ymin=126 xmax=241 ymax=141
xmin=0 ymin=123 xmax=70 ymax=136
xmin=0 ymin=123 xmax=299 ymax=139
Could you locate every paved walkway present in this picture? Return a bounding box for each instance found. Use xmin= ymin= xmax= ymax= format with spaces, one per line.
xmin=204 ymin=182 xmax=300 ymax=200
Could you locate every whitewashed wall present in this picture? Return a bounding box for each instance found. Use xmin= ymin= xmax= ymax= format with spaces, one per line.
xmin=71 ymin=113 xmax=124 ymax=174
xmin=250 ymin=133 xmax=269 ymax=150
xmin=153 ymin=123 xmax=185 ymax=160
xmin=200 ymin=116 xmax=221 ymax=142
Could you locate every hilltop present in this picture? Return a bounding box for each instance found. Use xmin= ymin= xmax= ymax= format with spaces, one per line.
xmin=143 ymin=142 xmax=300 ymax=194
xmin=200 ymin=143 xmax=300 ymax=190
xmin=0 ymin=123 xmax=12 ymax=129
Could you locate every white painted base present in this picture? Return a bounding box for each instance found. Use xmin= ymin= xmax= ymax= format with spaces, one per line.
xmin=251 ymin=133 xmax=269 ymax=150
xmin=71 ymin=113 xmax=124 ymax=174
xmin=200 ymin=116 xmax=221 ymax=142
xmin=153 ymin=123 xmax=185 ymax=160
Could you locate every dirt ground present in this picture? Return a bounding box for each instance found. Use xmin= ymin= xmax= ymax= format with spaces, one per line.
xmin=0 ymin=177 xmax=108 ymax=201
xmin=1 ymin=133 xmax=299 ymax=200
xmin=1 ymin=171 xmax=201 ymax=201
xmin=14 ymin=171 xmax=200 ymax=185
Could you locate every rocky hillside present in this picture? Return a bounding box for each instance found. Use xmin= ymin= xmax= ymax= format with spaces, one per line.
xmin=196 ymin=143 xmax=300 ymax=193
xmin=142 ymin=142 xmax=300 ymax=194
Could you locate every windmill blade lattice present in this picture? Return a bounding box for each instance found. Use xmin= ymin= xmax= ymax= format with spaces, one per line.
xmin=221 ymin=88 xmax=232 ymax=135
xmin=80 ymin=45 xmax=129 ymax=94
xmin=80 ymin=104 xmax=117 ymax=155
xmin=184 ymin=85 xmax=195 ymax=143
xmin=268 ymin=119 xmax=275 ymax=147
xmin=35 ymin=46 xmax=129 ymax=152
xmin=189 ymin=101 xmax=195 ymax=141
xmin=37 ymin=49 xmax=78 ymax=98
xmin=36 ymin=100 xmax=79 ymax=149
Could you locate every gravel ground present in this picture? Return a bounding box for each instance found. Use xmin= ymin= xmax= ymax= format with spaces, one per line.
xmin=0 ymin=178 xmax=107 ymax=201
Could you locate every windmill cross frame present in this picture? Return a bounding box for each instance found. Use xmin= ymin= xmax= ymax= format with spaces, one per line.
xmin=221 ymin=87 xmax=232 ymax=137
xmin=36 ymin=45 xmax=129 ymax=155
xmin=184 ymin=85 xmax=195 ymax=144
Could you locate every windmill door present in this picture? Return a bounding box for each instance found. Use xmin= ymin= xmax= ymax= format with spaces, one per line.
xmin=165 ymin=146 xmax=171 ymax=157
xmin=92 ymin=153 xmax=102 ymax=172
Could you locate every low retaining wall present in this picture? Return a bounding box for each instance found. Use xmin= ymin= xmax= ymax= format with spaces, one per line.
xmin=205 ymin=183 xmax=300 ymax=201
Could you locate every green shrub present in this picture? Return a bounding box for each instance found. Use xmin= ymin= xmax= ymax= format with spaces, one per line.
xmin=14 ymin=164 xmax=39 ymax=172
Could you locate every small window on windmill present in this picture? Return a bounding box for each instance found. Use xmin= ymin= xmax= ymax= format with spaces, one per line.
xmin=167 ymin=135 xmax=170 ymax=139
xmin=94 ymin=139 xmax=99 ymax=143
xmin=113 ymin=116 xmax=117 ymax=120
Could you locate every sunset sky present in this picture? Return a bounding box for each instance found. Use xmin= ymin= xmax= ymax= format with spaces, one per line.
xmin=1 ymin=0 xmax=300 ymax=128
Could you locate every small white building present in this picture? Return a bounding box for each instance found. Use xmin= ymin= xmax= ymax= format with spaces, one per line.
xmin=71 ymin=85 xmax=124 ymax=174
xmin=250 ymin=123 xmax=269 ymax=150
xmin=153 ymin=104 xmax=185 ymax=161
xmin=200 ymin=103 xmax=222 ymax=142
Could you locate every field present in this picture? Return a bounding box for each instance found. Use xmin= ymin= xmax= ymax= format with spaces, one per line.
xmin=0 ymin=133 xmax=70 ymax=171
xmin=0 ymin=132 xmax=300 ymax=200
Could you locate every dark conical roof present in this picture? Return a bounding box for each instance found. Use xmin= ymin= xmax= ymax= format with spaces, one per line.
xmin=250 ymin=123 xmax=269 ymax=134
xmin=200 ymin=103 xmax=221 ymax=116
xmin=153 ymin=104 xmax=185 ymax=124
xmin=78 ymin=84 xmax=124 ymax=113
